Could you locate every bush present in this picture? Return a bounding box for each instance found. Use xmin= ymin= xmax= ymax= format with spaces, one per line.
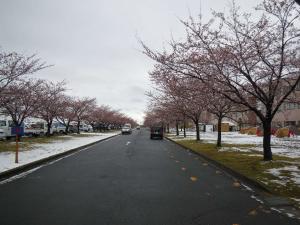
xmin=239 ymin=128 xmax=248 ymax=134
xmin=275 ymin=128 xmax=289 ymax=138
xmin=247 ymin=127 xmax=257 ymax=135
xmin=240 ymin=127 xmax=257 ymax=135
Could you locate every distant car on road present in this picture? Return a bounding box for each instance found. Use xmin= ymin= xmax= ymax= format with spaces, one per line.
xmin=136 ymin=126 xmax=140 ymax=130
xmin=150 ymin=126 xmax=163 ymax=140
xmin=122 ymin=123 xmax=132 ymax=134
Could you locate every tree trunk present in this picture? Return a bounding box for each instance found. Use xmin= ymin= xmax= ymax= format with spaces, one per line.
xmin=15 ymin=121 xmax=22 ymax=141
xmin=167 ymin=123 xmax=170 ymax=133
xmin=91 ymin=124 xmax=96 ymax=132
xmin=176 ymin=121 xmax=179 ymax=136
xmin=183 ymin=119 xmax=186 ymax=138
xmin=46 ymin=120 xmax=52 ymax=136
xmin=65 ymin=121 xmax=70 ymax=134
xmin=162 ymin=123 xmax=166 ymax=133
xmin=77 ymin=120 xmax=81 ymax=134
xmin=195 ymin=119 xmax=200 ymax=141
xmin=217 ymin=116 xmax=222 ymax=147
xmin=263 ymin=120 xmax=273 ymax=161
xmin=65 ymin=125 xmax=69 ymax=133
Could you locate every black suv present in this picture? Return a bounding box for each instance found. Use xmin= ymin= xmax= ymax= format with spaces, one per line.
xmin=150 ymin=126 xmax=163 ymax=139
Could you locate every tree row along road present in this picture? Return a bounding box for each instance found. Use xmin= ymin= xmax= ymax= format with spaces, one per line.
xmin=0 ymin=129 xmax=298 ymax=225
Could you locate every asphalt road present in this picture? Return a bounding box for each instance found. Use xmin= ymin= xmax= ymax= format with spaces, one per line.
xmin=0 ymin=129 xmax=299 ymax=225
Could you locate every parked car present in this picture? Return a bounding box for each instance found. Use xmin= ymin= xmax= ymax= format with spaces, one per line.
xmin=79 ymin=124 xmax=93 ymax=132
xmin=136 ymin=125 xmax=140 ymax=130
xmin=122 ymin=123 xmax=132 ymax=134
xmin=25 ymin=122 xmax=46 ymax=136
xmin=150 ymin=126 xmax=163 ymax=140
xmin=52 ymin=122 xmax=66 ymax=134
xmin=87 ymin=125 xmax=93 ymax=132
xmin=24 ymin=118 xmax=51 ymax=136
xmin=0 ymin=115 xmax=25 ymax=139
xmin=69 ymin=125 xmax=79 ymax=133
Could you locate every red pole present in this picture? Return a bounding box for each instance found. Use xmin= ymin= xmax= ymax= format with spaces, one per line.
xmin=15 ymin=133 xmax=19 ymax=163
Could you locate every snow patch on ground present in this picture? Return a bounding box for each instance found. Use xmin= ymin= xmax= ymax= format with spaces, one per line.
xmin=0 ymin=132 xmax=119 ymax=174
xmin=267 ymin=166 xmax=300 ymax=186
xmin=291 ymin=198 xmax=300 ymax=203
xmin=169 ymin=131 xmax=300 ymax=189
xmin=219 ymin=146 xmax=251 ymax=152
xmin=169 ymin=131 xmax=300 ymax=158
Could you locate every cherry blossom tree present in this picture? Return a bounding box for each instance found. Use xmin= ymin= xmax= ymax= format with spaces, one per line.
xmin=142 ymin=0 xmax=300 ymax=160
xmin=72 ymin=97 xmax=97 ymax=134
xmin=0 ymin=79 xmax=44 ymax=127
xmin=148 ymin=63 xmax=210 ymax=141
xmin=0 ymin=51 xmax=48 ymax=94
xmin=146 ymin=89 xmax=184 ymax=135
xmin=110 ymin=111 xmax=137 ymax=129
xmin=56 ymin=95 xmax=76 ymax=134
xmin=143 ymin=108 xmax=166 ymax=128
xmin=37 ymin=80 xmax=66 ymax=135
xmin=181 ymin=0 xmax=300 ymax=160
xmin=85 ymin=105 xmax=114 ymax=131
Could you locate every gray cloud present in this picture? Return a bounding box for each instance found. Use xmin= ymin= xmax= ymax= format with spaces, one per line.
xmin=0 ymin=0 xmax=260 ymax=123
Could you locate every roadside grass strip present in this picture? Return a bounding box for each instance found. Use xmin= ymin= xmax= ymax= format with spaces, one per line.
xmin=175 ymin=139 xmax=300 ymax=209
xmin=0 ymin=133 xmax=105 ymax=153
xmin=0 ymin=136 xmax=72 ymax=153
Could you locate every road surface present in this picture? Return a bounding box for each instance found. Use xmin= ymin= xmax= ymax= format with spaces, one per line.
xmin=0 ymin=129 xmax=298 ymax=225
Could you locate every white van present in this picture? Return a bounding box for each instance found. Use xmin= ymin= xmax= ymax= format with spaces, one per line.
xmin=0 ymin=115 xmax=23 ymax=139
xmin=52 ymin=121 xmax=66 ymax=134
xmin=24 ymin=117 xmax=52 ymax=136
xmin=121 ymin=123 xmax=132 ymax=134
xmin=79 ymin=123 xmax=93 ymax=132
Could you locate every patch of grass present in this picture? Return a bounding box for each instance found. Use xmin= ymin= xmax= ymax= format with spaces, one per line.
xmin=176 ymin=139 xmax=300 ymax=203
xmin=22 ymin=135 xmax=72 ymax=144
xmin=0 ymin=141 xmax=31 ymax=153
xmin=0 ymin=132 xmax=110 ymax=153
xmin=221 ymin=143 xmax=257 ymax=148
xmin=0 ymin=135 xmax=72 ymax=153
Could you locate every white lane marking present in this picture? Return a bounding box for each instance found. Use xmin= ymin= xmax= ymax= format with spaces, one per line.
xmin=126 ymin=141 xmax=131 ymax=146
xmin=0 ymin=166 xmax=43 ymax=185
xmin=0 ymin=147 xmax=90 ymax=185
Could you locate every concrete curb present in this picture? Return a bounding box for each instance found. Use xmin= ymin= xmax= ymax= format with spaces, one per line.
xmin=0 ymin=133 xmax=120 ymax=181
xmin=165 ymin=136 xmax=271 ymax=193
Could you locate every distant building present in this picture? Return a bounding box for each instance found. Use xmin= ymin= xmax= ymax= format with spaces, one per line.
xmin=198 ymin=81 xmax=300 ymax=132
xmin=272 ymin=102 xmax=300 ymax=127
xmin=272 ymin=82 xmax=300 ymax=129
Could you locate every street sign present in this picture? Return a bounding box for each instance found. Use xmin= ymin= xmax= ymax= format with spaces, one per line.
xmin=12 ymin=126 xmax=24 ymax=136
xmin=11 ymin=126 xmax=24 ymax=163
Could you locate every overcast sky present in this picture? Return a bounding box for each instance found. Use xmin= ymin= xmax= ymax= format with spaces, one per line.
xmin=0 ymin=0 xmax=260 ymax=124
